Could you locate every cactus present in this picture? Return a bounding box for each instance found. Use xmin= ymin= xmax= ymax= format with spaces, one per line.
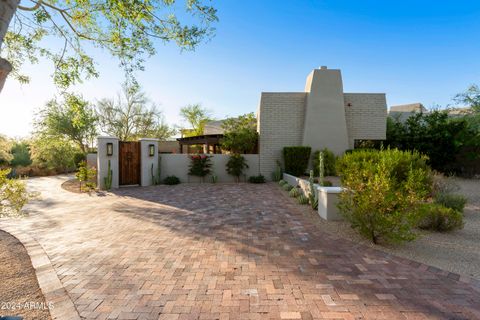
xmin=271 ymin=160 xmax=282 ymax=182
xmin=211 ymin=174 xmax=218 ymax=183
xmin=104 ymin=160 xmax=112 ymax=190
xmin=318 ymin=151 xmax=324 ymax=186
xmin=289 ymin=187 xmax=301 ymax=198
xmin=297 ymin=194 xmax=309 ymax=205
xmin=308 ymin=170 xmax=318 ymax=210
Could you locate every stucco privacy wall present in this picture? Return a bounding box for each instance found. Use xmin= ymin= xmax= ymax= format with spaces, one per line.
xmin=257 ymin=93 xmax=306 ymax=176
xmin=97 ymin=137 xmax=119 ymax=189
xmin=160 ymin=154 xmax=260 ymax=183
xmin=140 ymin=139 xmax=159 ymax=187
xmin=344 ymin=93 xmax=387 ymax=148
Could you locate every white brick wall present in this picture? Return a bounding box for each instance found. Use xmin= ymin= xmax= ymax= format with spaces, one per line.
xmin=258 ymin=92 xmax=306 ymax=177
xmin=344 ymin=93 xmax=387 ymax=148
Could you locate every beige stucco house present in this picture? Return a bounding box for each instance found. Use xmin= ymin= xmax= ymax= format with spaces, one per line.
xmin=257 ymin=66 xmax=387 ymax=176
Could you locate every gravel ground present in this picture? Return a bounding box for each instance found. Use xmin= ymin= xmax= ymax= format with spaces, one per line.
xmin=0 ymin=231 xmax=51 ymax=320
xmin=286 ymin=177 xmax=480 ymax=280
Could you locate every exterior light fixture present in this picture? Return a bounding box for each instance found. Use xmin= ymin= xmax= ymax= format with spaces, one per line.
xmin=149 ymin=144 xmax=155 ymax=157
xmin=107 ymin=143 xmax=113 ymax=156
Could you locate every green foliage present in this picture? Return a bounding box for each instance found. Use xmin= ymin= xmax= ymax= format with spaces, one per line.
xmin=36 ymin=93 xmax=97 ymax=152
xmin=4 ymin=0 xmax=217 ymax=89
xmin=454 ymin=84 xmax=480 ymax=112
xmin=416 ymin=203 xmax=464 ymax=232
xmin=323 ymin=180 xmax=333 ymax=187
xmin=188 ymin=154 xmax=212 ymax=180
xmin=271 ymin=161 xmax=282 ymax=182
xmin=221 ymin=113 xmax=258 ymax=154
xmin=30 ymin=136 xmax=78 ymax=173
xmin=0 ymin=169 xmax=29 ymax=217
xmin=151 ymin=163 xmax=161 ymax=185
xmin=104 ymin=160 xmax=113 ymax=190
xmin=76 ymin=161 xmax=96 ymax=191
xmin=386 ymin=110 xmax=477 ymax=174
xmin=297 ymin=194 xmax=309 ymax=205
xmin=313 ymin=149 xmax=336 ymax=176
xmin=282 ymin=184 xmax=293 ymax=191
xmin=0 ymin=135 xmax=13 ymax=165
xmin=226 ymin=154 xmax=248 ymax=182
xmin=10 ymin=141 xmax=32 ymax=167
xmin=283 ymin=146 xmax=311 ymax=177
xmin=179 ymin=104 xmax=212 ymax=137
xmin=97 ymin=82 xmax=175 ymax=141
xmin=307 ymin=170 xmax=318 ymax=210
xmin=434 ymin=193 xmax=467 ymax=213
xmin=248 ymin=175 xmax=266 ymax=184
xmin=336 ymin=149 xmax=433 ymax=244
xmin=289 ymin=187 xmax=301 ymax=198
xmin=164 ymin=175 xmax=180 ymax=185
xmin=279 ymin=179 xmax=287 ymax=186
xmin=73 ymin=152 xmax=86 ymax=168
xmin=210 ymin=174 xmax=218 ymax=183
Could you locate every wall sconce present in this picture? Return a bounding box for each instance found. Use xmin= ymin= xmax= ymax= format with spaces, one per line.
xmin=149 ymin=144 xmax=155 ymax=157
xmin=106 ymin=143 xmax=113 ymax=156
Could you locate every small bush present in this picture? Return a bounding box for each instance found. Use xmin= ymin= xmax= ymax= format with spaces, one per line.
xmin=164 ymin=176 xmax=180 ymax=185
xmin=189 ymin=154 xmax=212 ymax=180
xmin=278 ymin=179 xmax=287 ymax=186
xmin=282 ymin=184 xmax=293 ymax=191
xmin=248 ymin=175 xmax=266 ymax=183
xmin=289 ymin=187 xmax=301 ymax=198
xmin=271 ymin=161 xmax=282 ymax=182
xmin=434 ymin=193 xmax=467 ymax=213
xmin=73 ymin=152 xmax=86 ymax=168
xmin=297 ymin=194 xmax=309 ymax=205
xmin=322 ymin=180 xmax=333 ymax=187
xmin=417 ymin=203 xmax=464 ymax=232
xmin=0 ymin=169 xmax=29 ymax=217
xmin=226 ymin=154 xmax=249 ymax=182
xmin=336 ymin=148 xmax=432 ymax=244
xmin=283 ymin=146 xmax=311 ymax=177
xmin=313 ymin=148 xmax=336 ymax=176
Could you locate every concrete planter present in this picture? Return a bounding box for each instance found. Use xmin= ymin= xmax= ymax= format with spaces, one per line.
xmin=283 ymin=173 xmax=344 ymax=221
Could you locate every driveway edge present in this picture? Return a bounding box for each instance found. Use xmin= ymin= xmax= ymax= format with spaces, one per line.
xmin=0 ymin=224 xmax=81 ymax=320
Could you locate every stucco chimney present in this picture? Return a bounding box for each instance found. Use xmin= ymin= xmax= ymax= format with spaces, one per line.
xmin=320 ymin=66 xmax=328 ymax=70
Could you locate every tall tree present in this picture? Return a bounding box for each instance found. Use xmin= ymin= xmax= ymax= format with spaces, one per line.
xmin=0 ymin=0 xmax=217 ymax=92
xmin=220 ymin=112 xmax=258 ymax=154
xmin=35 ymin=93 xmax=98 ymax=153
xmin=179 ymin=103 xmax=211 ymax=136
xmin=97 ymin=82 xmax=175 ymax=141
xmin=454 ymin=84 xmax=480 ymax=112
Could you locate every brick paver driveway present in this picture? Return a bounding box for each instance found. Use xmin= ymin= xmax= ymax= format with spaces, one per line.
xmin=1 ymin=176 xmax=480 ymax=320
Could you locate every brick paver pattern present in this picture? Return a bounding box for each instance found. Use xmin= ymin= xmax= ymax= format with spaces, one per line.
xmin=2 ymin=176 xmax=480 ymax=320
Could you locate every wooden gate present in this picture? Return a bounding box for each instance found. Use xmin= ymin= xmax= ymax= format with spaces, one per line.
xmin=119 ymin=141 xmax=140 ymax=185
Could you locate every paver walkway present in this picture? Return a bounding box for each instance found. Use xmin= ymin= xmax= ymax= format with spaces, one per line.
xmin=1 ymin=176 xmax=480 ymax=320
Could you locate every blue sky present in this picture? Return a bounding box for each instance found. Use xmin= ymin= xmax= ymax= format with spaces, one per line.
xmin=1 ymin=0 xmax=479 ymax=137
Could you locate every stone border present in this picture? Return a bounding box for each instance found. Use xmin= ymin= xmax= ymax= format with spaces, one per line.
xmin=274 ymin=183 xmax=480 ymax=293
xmin=0 ymin=224 xmax=81 ymax=320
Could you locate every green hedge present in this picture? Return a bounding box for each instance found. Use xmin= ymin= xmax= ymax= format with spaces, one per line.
xmin=283 ymin=146 xmax=311 ymax=177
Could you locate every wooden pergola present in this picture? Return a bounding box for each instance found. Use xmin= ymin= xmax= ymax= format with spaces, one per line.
xmin=176 ymin=134 xmax=224 ymax=154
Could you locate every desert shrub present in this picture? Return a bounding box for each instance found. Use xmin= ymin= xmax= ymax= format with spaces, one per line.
xmin=297 ymin=194 xmax=309 ymax=205
xmin=226 ymin=154 xmax=248 ymax=182
xmin=283 ymin=146 xmax=311 ymax=177
xmin=278 ymin=179 xmax=287 ymax=186
xmin=10 ymin=141 xmax=32 ymax=167
xmin=322 ymin=180 xmax=333 ymax=187
xmin=189 ymin=154 xmax=212 ymax=181
xmin=434 ymin=193 xmax=467 ymax=212
xmin=289 ymin=187 xmax=301 ymax=198
xmin=282 ymin=184 xmax=293 ymax=191
xmin=432 ymin=172 xmax=460 ymax=195
xmin=416 ymin=203 xmax=464 ymax=232
xmin=313 ymin=148 xmax=336 ymax=176
xmin=164 ymin=176 xmax=180 ymax=185
xmin=271 ymin=160 xmax=282 ymax=182
xmin=248 ymin=175 xmax=266 ymax=183
xmin=0 ymin=169 xmax=29 ymax=217
xmin=336 ymin=148 xmax=432 ymax=244
xmin=75 ymin=161 xmax=96 ymax=191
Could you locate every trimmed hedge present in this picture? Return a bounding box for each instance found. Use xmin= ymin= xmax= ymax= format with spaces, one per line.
xmin=283 ymin=146 xmax=311 ymax=177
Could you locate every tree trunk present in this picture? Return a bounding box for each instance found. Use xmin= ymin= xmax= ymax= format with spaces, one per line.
xmin=0 ymin=0 xmax=20 ymax=93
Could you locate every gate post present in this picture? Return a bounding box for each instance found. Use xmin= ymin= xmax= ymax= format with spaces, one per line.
xmin=97 ymin=136 xmax=119 ymax=190
xmin=139 ymin=138 xmax=159 ymax=186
